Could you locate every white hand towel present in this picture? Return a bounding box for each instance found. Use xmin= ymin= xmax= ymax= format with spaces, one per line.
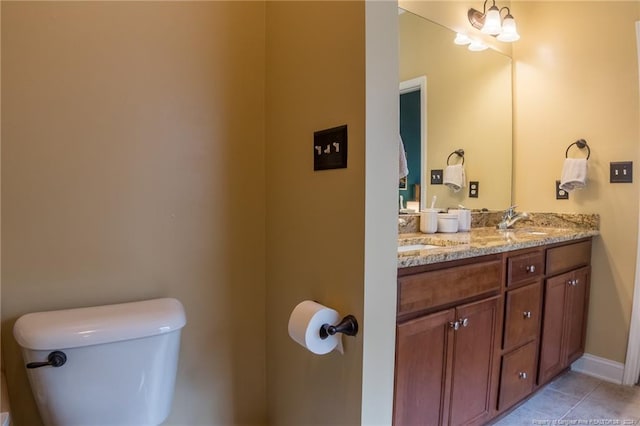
xmin=559 ymin=158 xmax=588 ymax=191
xmin=443 ymin=164 xmax=465 ymax=192
xmin=399 ymin=135 xmax=409 ymax=179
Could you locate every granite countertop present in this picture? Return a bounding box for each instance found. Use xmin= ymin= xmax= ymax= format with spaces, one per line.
xmin=398 ymin=226 xmax=599 ymax=268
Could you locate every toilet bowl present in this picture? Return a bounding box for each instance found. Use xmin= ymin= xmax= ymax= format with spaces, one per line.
xmin=13 ymin=298 xmax=186 ymax=426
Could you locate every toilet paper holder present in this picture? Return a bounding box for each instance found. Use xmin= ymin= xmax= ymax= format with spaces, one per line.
xmin=319 ymin=315 xmax=359 ymax=340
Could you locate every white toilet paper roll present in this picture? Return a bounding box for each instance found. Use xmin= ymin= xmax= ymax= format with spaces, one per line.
xmin=287 ymin=300 xmax=344 ymax=355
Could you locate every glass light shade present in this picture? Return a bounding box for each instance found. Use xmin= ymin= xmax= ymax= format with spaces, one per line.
xmin=454 ymin=33 xmax=472 ymax=45
xmin=468 ymin=40 xmax=488 ymax=52
xmin=481 ymin=5 xmax=502 ymax=35
xmin=497 ymin=16 xmax=520 ymax=42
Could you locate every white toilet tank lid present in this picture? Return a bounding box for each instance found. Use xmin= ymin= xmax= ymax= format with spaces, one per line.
xmin=13 ymin=298 xmax=186 ymax=350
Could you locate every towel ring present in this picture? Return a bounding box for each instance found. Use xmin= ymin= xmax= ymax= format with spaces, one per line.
xmin=565 ymin=139 xmax=590 ymax=160
xmin=446 ymin=149 xmax=465 ymax=166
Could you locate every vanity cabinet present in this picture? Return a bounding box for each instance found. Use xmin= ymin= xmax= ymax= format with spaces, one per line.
xmin=394 ymin=297 xmax=501 ymax=426
xmin=538 ymin=240 xmax=591 ymax=385
xmin=538 ymin=264 xmax=590 ymax=385
xmin=395 ymin=237 xmax=593 ymax=425
xmin=395 ymin=256 xmax=502 ymax=426
xmin=538 ymin=269 xmax=589 ymax=384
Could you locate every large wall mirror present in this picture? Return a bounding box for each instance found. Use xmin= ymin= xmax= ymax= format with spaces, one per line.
xmin=399 ymin=9 xmax=513 ymax=212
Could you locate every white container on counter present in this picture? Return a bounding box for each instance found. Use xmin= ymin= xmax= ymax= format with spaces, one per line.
xmin=420 ymin=209 xmax=438 ymax=234
xmin=437 ymin=213 xmax=459 ymax=233
xmin=449 ymin=209 xmax=471 ymax=232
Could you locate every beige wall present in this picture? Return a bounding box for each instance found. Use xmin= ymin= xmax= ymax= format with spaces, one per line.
xmin=512 ymin=2 xmax=640 ymax=363
xmin=399 ymin=11 xmax=512 ymax=211
xmin=264 ymin=2 xmax=366 ymax=425
xmin=1 ymin=2 xmax=267 ymax=425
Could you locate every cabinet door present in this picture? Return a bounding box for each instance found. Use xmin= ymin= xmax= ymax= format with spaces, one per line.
xmin=394 ymin=309 xmax=455 ymax=426
xmin=564 ymin=267 xmax=590 ymax=364
xmin=538 ymin=271 xmax=570 ymax=385
xmin=448 ymin=296 xmax=500 ymax=426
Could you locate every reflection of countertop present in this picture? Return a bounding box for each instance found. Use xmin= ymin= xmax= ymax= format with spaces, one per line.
xmin=398 ymin=226 xmax=599 ymax=268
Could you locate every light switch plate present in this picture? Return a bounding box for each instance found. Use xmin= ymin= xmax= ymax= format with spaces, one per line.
xmin=610 ymin=161 xmax=633 ymax=183
xmin=314 ymin=125 xmax=348 ymax=171
xmin=431 ymin=169 xmax=443 ymax=185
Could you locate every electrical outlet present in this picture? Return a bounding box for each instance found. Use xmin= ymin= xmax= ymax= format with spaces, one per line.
xmin=469 ymin=181 xmax=479 ymax=198
xmin=610 ymin=161 xmax=633 ymax=183
xmin=556 ymin=180 xmax=569 ymax=200
xmin=431 ymin=169 xmax=443 ymax=184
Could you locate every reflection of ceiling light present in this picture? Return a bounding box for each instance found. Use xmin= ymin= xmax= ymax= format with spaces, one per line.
xmin=453 ymin=33 xmax=487 ymax=52
xmin=468 ymin=0 xmax=520 ymax=42
xmin=454 ymin=33 xmax=472 ymax=45
xmin=468 ymin=40 xmax=488 ymax=52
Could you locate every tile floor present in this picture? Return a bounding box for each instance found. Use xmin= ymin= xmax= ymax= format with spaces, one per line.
xmin=490 ymin=371 xmax=640 ymax=425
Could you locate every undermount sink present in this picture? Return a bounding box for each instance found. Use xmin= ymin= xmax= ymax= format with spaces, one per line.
xmin=398 ymin=244 xmax=441 ymax=253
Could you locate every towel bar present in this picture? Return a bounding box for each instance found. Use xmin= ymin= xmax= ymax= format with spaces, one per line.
xmin=565 ymin=139 xmax=590 ymax=160
xmin=447 ymin=149 xmax=465 ymax=165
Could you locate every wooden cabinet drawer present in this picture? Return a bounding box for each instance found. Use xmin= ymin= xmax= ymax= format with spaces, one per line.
xmin=503 ymin=281 xmax=542 ymax=350
xmin=546 ymin=240 xmax=592 ymax=276
xmin=498 ymin=341 xmax=537 ymax=411
xmin=398 ymin=258 xmax=502 ymax=318
xmin=507 ymin=250 xmax=544 ymax=286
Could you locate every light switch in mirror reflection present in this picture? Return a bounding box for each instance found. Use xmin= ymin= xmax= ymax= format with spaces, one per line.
xmin=399 ymin=10 xmax=513 ymax=212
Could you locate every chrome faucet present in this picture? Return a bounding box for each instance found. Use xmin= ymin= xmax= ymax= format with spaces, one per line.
xmin=497 ymin=206 xmax=529 ymax=230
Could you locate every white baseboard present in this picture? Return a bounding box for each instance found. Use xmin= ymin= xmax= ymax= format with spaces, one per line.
xmin=571 ymin=353 xmax=625 ymax=385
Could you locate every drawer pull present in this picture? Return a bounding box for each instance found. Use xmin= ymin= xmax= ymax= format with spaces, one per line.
xmin=449 ymin=321 xmax=460 ymax=330
xmin=525 ymin=265 xmax=536 ymax=273
xmin=518 ymin=372 xmax=528 ymax=380
xmin=459 ymin=318 xmax=469 ymax=328
xmin=567 ymin=279 xmax=576 ymax=286
xmin=523 ymin=311 xmax=532 ymax=319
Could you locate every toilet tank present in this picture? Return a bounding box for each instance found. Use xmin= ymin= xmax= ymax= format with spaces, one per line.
xmin=13 ymin=298 xmax=186 ymax=426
